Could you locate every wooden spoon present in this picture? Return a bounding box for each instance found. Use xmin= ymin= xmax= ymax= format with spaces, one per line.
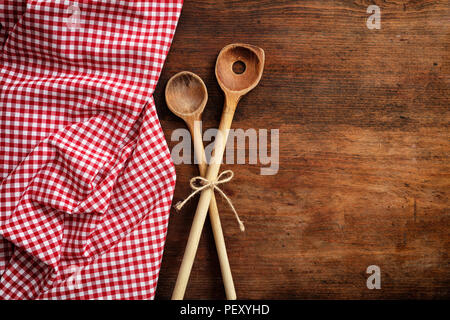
xmin=165 ymin=71 xmax=237 ymax=300
xmin=172 ymin=44 xmax=265 ymax=300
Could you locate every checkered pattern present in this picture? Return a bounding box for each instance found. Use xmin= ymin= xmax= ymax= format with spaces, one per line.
xmin=0 ymin=0 xmax=182 ymax=299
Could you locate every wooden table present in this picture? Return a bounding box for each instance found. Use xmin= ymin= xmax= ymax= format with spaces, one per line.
xmin=154 ymin=0 xmax=449 ymax=299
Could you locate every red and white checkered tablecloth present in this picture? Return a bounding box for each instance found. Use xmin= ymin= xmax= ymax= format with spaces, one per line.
xmin=0 ymin=0 xmax=182 ymax=299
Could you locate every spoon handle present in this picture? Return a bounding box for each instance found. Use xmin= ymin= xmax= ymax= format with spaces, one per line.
xmin=189 ymin=121 xmax=237 ymax=300
xmin=172 ymin=96 xmax=238 ymax=300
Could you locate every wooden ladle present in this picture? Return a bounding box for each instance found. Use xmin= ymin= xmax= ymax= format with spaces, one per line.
xmin=172 ymin=44 xmax=265 ymax=300
xmin=165 ymin=71 xmax=237 ymax=300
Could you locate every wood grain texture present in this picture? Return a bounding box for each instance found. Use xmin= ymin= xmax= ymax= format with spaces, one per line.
xmin=154 ymin=0 xmax=449 ymax=299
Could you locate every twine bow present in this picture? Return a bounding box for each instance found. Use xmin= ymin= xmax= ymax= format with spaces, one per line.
xmin=175 ymin=170 xmax=245 ymax=232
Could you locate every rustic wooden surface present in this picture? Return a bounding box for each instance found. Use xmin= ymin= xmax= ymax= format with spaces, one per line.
xmin=153 ymin=0 xmax=449 ymax=299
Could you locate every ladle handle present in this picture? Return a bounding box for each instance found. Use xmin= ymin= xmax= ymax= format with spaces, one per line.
xmin=172 ymin=96 xmax=238 ymax=300
xmin=189 ymin=121 xmax=237 ymax=300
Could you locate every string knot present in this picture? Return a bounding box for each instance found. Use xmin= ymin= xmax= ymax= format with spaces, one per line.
xmin=175 ymin=170 xmax=245 ymax=232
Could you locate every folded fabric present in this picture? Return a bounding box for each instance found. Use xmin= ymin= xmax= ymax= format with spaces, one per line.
xmin=0 ymin=0 xmax=182 ymax=299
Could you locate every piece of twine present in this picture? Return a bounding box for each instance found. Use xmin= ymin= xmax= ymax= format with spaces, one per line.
xmin=174 ymin=170 xmax=245 ymax=232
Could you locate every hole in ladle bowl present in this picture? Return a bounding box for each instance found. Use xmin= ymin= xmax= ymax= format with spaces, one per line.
xmin=232 ymin=60 xmax=246 ymax=74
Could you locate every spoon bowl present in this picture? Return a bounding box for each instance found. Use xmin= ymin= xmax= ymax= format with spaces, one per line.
xmin=173 ymin=44 xmax=264 ymax=300
xmin=165 ymin=71 xmax=208 ymax=120
xmin=215 ymin=43 xmax=265 ymax=97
